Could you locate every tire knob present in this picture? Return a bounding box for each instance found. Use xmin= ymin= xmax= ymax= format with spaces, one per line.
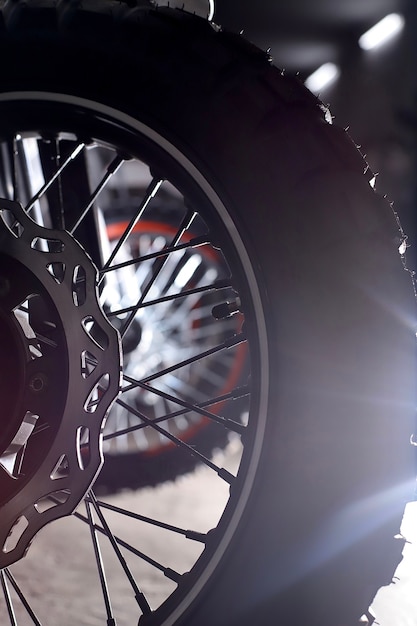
xmin=154 ymin=0 xmax=214 ymax=20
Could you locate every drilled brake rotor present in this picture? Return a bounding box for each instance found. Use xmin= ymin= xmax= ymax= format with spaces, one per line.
xmin=0 ymin=199 xmax=121 ymax=568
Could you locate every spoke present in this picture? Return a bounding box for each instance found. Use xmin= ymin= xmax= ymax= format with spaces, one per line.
xmin=85 ymin=500 xmax=116 ymax=626
xmin=32 ymin=422 xmax=51 ymax=437
xmin=70 ymin=154 xmax=124 ymax=235
xmin=24 ymin=142 xmax=85 ymax=214
xmin=52 ymin=138 xmax=65 ymax=229
xmin=10 ymin=136 xmax=20 ymax=202
xmin=115 ymin=398 xmax=235 ymax=484
xmin=158 ymin=375 xmax=207 ymax=405
xmin=106 ymin=278 xmax=231 ymax=318
xmin=100 ymin=234 xmax=209 ymax=275
xmin=123 ymin=374 xmax=245 ymax=435
xmin=104 ymin=384 xmax=250 ymax=441
xmin=88 ymin=491 xmax=152 ymax=616
xmin=99 ymin=177 xmax=164 ymax=278
xmin=120 ymin=208 xmax=197 ymax=339
xmin=192 ymin=364 xmax=226 ymax=387
xmin=33 ymin=333 xmax=58 ymax=349
xmin=13 ymin=135 xmax=31 ymax=205
xmin=0 ymin=569 xmax=17 ymax=626
xmin=4 ymin=569 xmax=41 ymax=626
xmin=6 ymin=139 xmax=18 ymax=202
xmin=153 ymin=264 xmax=227 ymax=320
xmin=74 ymin=507 xmax=183 ymax=584
xmin=139 ymin=332 xmax=246 ymax=385
xmin=94 ymin=499 xmax=207 ymax=543
xmin=187 ymin=318 xmax=237 ymax=341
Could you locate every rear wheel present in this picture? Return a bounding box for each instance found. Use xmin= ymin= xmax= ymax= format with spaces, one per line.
xmin=0 ymin=3 xmax=414 ymax=626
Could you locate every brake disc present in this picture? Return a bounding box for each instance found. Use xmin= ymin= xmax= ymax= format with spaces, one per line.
xmin=0 ymin=198 xmax=121 ymax=568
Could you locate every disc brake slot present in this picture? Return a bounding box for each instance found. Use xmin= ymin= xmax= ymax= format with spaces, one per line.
xmin=84 ymin=374 xmax=110 ymax=414
xmin=50 ymin=454 xmax=69 ymax=481
xmin=81 ymin=350 xmax=99 ymax=378
xmin=81 ymin=316 xmax=110 ymax=350
xmin=72 ymin=264 xmax=87 ymax=306
xmin=31 ymin=236 xmax=65 ymax=253
xmin=35 ymin=490 xmax=70 ymax=514
xmin=46 ymin=262 xmax=66 ymax=284
xmin=0 ymin=209 xmax=24 ymax=238
xmin=2 ymin=516 xmax=28 ymax=554
xmin=0 ymin=411 xmax=39 ymax=478
xmin=76 ymin=426 xmax=91 ymax=470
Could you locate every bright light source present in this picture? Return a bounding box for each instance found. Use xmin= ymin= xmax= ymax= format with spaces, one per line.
xmin=359 ymin=13 xmax=404 ymax=50
xmin=305 ymin=62 xmax=340 ymax=94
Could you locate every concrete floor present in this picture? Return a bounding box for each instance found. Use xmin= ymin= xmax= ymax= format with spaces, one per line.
xmin=1 ymin=448 xmax=416 ymax=626
xmin=0 ymin=451 xmax=234 ymax=625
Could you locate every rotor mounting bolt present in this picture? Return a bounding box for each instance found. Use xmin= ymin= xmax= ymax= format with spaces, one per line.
xmin=29 ymin=374 xmax=47 ymax=393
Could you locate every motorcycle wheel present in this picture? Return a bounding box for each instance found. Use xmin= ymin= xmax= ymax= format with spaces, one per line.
xmin=0 ymin=2 xmax=414 ymax=625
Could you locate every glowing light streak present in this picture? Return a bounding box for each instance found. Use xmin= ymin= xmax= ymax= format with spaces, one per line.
xmin=305 ymin=62 xmax=340 ymax=94
xmin=359 ymin=13 xmax=404 ymax=50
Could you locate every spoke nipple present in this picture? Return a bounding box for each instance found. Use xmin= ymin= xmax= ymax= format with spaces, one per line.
xmin=29 ymin=373 xmax=48 ymax=393
xmin=212 ymin=299 xmax=241 ymax=320
xmin=205 ymin=528 xmax=218 ymax=544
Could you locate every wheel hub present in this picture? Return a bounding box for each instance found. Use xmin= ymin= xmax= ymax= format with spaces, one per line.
xmin=0 ymin=199 xmax=121 ymax=567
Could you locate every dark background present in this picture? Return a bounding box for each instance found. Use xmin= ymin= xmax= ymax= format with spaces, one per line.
xmin=214 ymin=0 xmax=416 ymax=246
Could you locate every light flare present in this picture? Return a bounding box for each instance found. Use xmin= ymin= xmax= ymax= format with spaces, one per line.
xmin=359 ymin=13 xmax=404 ymax=51
xmin=305 ymin=62 xmax=340 ymax=94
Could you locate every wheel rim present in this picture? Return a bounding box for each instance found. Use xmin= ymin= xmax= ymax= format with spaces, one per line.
xmin=0 ymin=93 xmax=269 ymax=625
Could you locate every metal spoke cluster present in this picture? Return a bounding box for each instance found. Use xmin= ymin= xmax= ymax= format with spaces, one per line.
xmin=0 ymin=130 xmax=252 ymax=624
